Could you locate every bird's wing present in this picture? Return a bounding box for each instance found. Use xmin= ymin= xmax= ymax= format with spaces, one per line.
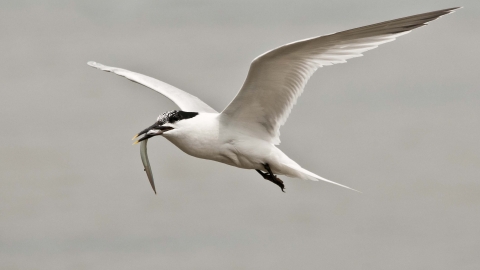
xmin=88 ymin=61 xmax=218 ymax=113
xmin=221 ymin=7 xmax=459 ymax=144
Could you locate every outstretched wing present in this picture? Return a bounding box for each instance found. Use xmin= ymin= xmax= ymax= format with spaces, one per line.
xmin=221 ymin=7 xmax=459 ymax=144
xmin=88 ymin=61 xmax=218 ymax=113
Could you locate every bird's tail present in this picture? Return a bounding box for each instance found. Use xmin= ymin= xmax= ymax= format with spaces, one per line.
xmin=281 ymin=162 xmax=360 ymax=192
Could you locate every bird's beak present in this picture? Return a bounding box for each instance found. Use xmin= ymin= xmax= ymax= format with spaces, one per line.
xmin=132 ymin=123 xmax=173 ymax=144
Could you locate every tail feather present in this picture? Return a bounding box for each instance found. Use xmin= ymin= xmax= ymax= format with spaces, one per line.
xmin=282 ymin=163 xmax=360 ymax=192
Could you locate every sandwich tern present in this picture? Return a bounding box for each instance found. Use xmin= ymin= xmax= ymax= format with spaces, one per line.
xmin=88 ymin=7 xmax=459 ymax=194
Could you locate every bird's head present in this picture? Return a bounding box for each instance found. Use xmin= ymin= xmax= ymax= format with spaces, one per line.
xmin=133 ymin=110 xmax=198 ymax=144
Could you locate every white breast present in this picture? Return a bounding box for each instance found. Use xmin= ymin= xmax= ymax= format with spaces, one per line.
xmin=162 ymin=113 xmax=272 ymax=170
xmin=162 ymin=113 xmax=220 ymax=158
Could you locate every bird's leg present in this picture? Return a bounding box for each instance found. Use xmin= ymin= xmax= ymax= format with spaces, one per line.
xmin=255 ymin=169 xmax=268 ymax=179
xmin=255 ymin=163 xmax=285 ymax=192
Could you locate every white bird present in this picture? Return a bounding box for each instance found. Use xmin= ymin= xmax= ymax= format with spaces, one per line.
xmin=88 ymin=7 xmax=459 ymax=194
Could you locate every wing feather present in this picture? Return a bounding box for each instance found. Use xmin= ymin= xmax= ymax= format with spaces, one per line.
xmin=221 ymin=7 xmax=459 ymax=144
xmin=88 ymin=61 xmax=217 ymax=113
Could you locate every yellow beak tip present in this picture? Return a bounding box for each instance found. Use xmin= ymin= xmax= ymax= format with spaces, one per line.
xmin=132 ymin=134 xmax=139 ymax=140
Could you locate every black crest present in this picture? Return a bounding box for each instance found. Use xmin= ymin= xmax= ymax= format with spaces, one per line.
xmin=157 ymin=110 xmax=198 ymax=125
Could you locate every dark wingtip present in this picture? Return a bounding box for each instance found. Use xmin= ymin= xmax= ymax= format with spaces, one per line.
xmin=443 ymin=7 xmax=462 ymax=14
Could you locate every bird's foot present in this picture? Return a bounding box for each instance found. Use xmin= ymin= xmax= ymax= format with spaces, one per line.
xmin=269 ymin=174 xmax=285 ymax=192
xmin=256 ymin=169 xmax=285 ymax=192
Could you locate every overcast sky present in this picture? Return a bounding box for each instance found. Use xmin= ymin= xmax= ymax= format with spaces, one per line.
xmin=1 ymin=1 xmax=479 ymax=269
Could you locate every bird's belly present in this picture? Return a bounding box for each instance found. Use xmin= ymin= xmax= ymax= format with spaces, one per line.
xmin=215 ymin=138 xmax=274 ymax=170
xmin=165 ymin=135 xmax=221 ymax=161
xmin=165 ymin=135 xmax=268 ymax=170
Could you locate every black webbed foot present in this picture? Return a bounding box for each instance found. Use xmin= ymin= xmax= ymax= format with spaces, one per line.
xmin=255 ymin=164 xmax=285 ymax=192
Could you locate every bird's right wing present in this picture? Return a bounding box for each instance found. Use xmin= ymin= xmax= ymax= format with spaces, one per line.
xmin=88 ymin=61 xmax=218 ymax=113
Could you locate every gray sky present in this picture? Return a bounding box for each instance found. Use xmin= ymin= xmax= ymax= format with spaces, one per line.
xmin=1 ymin=1 xmax=479 ymax=269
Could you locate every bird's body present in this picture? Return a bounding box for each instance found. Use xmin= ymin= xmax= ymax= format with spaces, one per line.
xmin=88 ymin=7 xmax=459 ymax=193
xmin=162 ymin=112 xmax=319 ymax=181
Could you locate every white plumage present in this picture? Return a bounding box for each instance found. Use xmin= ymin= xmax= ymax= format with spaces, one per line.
xmin=88 ymin=7 xmax=458 ymax=193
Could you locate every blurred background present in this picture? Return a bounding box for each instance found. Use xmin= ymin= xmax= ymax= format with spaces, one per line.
xmin=0 ymin=1 xmax=479 ymax=269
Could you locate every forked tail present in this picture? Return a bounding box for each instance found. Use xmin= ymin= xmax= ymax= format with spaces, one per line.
xmin=282 ymin=163 xmax=360 ymax=192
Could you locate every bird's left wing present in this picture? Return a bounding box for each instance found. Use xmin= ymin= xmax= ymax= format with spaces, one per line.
xmin=221 ymin=7 xmax=459 ymax=144
xmin=88 ymin=61 xmax=217 ymax=113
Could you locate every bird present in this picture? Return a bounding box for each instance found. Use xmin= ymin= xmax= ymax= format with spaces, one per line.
xmin=88 ymin=7 xmax=459 ymax=194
